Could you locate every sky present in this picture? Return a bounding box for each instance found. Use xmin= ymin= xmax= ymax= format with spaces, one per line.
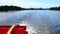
xmin=0 ymin=0 xmax=60 ymax=8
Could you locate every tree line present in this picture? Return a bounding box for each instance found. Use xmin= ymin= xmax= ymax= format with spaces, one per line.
xmin=0 ymin=5 xmax=24 ymax=11
xmin=49 ymin=6 xmax=60 ymax=10
xmin=0 ymin=5 xmax=60 ymax=12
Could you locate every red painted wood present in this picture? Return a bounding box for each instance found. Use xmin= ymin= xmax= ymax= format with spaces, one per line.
xmin=0 ymin=25 xmax=27 ymax=34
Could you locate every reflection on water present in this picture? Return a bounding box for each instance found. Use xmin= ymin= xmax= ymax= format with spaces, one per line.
xmin=0 ymin=10 xmax=60 ymax=34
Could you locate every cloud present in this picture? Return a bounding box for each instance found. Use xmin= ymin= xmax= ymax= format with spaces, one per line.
xmin=0 ymin=0 xmax=60 ymax=8
xmin=0 ymin=0 xmax=46 ymax=8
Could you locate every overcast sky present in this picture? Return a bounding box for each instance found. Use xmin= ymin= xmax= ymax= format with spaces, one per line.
xmin=0 ymin=0 xmax=60 ymax=8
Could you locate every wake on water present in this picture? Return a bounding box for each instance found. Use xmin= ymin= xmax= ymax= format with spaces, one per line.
xmin=0 ymin=10 xmax=59 ymax=34
xmin=17 ymin=21 xmax=56 ymax=34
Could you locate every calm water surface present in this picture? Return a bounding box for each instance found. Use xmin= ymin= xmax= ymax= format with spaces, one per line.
xmin=0 ymin=10 xmax=60 ymax=34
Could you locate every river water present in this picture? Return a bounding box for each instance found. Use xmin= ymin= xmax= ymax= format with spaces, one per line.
xmin=0 ymin=10 xmax=60 ymax=34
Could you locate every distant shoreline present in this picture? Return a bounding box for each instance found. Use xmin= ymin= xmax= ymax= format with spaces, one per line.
xmin=0 ymin=5 xmax=60 ymax=12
